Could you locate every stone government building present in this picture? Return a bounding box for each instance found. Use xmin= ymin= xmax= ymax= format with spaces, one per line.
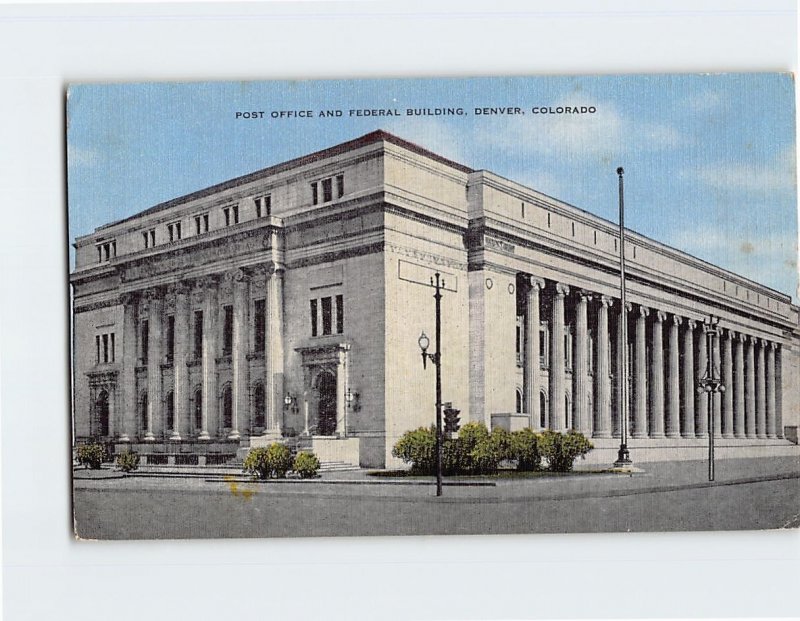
xmin=70 ymin=130 xmax=800 ymax=468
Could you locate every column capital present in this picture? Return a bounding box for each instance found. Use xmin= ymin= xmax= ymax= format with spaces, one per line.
xmin=266 ymin=261 xmax=286 ymax=276
xmin=599 ymin=295 xmax=614 ymax=308
xmin=196 ymin=274 xmax=220 ymax=290
xmin=119 ymin=291 xmax=139 ymax=306
xmin=671 ymin=315 xmax=682 ymax=327
xmin=576 ymin=289 xmax=592 ymax=303
xmin=736 ymin=331 xmax=747 ymax=343
xmin=554 ymin=282 xmax=570 ymax=297
xmin=173 ymin=281 xmax=192 ymax=296
xmin=638 ymin=305 xmax=650 ymax=318
xmin=686 ymin=318 xmax=696 ymax=330
xmin=521 ymin=274 xmax=545 ymax=291
xmin=654 ymin=310 xmax=667 ymax=323
xmin=224 ymin=267 xmax=250 ymax=283
xmin=143 ymin=286 xmax=163 ymax=302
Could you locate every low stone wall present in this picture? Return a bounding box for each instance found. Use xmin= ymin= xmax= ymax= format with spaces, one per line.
xmin=309 ymin=437 xmax=360 ymax=466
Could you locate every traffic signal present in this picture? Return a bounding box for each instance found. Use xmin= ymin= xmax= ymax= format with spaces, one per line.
xmin=443 ymin=406 xmax=461 ymax=435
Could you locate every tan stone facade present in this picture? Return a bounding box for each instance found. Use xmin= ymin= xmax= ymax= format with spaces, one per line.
xmin=71 ymin=130 xmax=800 ymax=468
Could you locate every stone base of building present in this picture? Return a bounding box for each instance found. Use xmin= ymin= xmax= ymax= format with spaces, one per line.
xmin=296 ymin=436 xmax=360 ymax=467
xmin=112 ymin=440 xmax=241 ymax=465
xmin=581 ymin=437 xmax=800 ymax=465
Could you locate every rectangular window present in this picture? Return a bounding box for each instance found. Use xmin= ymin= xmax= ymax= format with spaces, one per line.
xmin=223 ymin=207 xmax=231 ymax=227
xmin=254 ymin=298 xmax=266 ymax=351
xmin=195 ymin=215 xmax=201 ymax=235
xmin=194 ymin=310 xmax=203 ymax=358
xmin=102 ymin=333 xmax=109 ymax=363
xmin=255 ymin=196 xmax=271 ymax=218
xmin=168 ymin=223 xmax=175 ymax=242
xmin=223 ymin=305 xmax=233 ymax=355
xmin=166 ymin=315 xmax=175 ymax=361
xmin=336 ymin=174 xmax=344 ymax=198
xmin=95 ymin=335 xmax=100 ymax=364
xmin=255 ymin=197 xmax=262 ymax=218
xmin=97 ymin=247 xmax=102 ymax=263
xmin=141 ymin=319 xmax=149 ymax=363
xmin=310 ymin=299 xmax=318 ymax=337
xmin=264 ymin=195 xmax=271 ymax=216
xmin=311 ymin=182 xmax=318 ymax=205
xmin=149 ymin=230 xmax=155 ymax=247
xmin=232 ymin=205 xmax=239 ymax=224
xmin=335 ymin=294 xmax=344 ymax=334
xmin=203 ymin=213 xmax=209 ymax=231
xmin=321 ymin=296 xmax=332 ymax=335
xmin=539 ymin=330 xmax=546 ymax=366
xmin=111 ymin=241 xmax=117 ymax=257
xmin=322 ymin=178 xmax=333 ymax=203
xmin=110 ymin=333 xmax=115 ymax=362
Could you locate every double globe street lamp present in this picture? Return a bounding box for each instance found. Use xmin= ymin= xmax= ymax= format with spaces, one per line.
xmin=698 ymin=315 xmax=725 ymax=481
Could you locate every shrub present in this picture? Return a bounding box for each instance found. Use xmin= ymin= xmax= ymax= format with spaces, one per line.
xmin=509 ymin=428 xmax=541 ymax=471
xmin=469 ymin=427 xmax=511 ymax=474
xmin=115 ymin=450 xmax=140 ymax=473
xmin=293 ymin=451 xmax=321 ymax=479
xmin=243 ymin=443 xmax=293 ymax=479
xmin=392 ymin=426 xmax=436 ymax=475
xmin=538 ymin=430 xmax=594 ymax=472
xmin=76 ymin=442 xmax=106 ymax=469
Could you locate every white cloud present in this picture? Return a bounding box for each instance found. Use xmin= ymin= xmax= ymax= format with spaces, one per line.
xmin=688 ymin=146 xmax=796 ymax=194
xmin=685 ymin=88 xmax=725 ymax=112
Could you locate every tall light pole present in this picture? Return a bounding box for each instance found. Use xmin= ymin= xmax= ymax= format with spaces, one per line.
xmin=614 ymin=167 xmax=633 ymax=469
xmin=698 ymin=315 xmax=725 ymax=481
xmin=418 ymin=272 xmax=444 ymax=497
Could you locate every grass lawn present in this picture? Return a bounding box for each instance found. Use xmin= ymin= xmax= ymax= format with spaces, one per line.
xmin=367 ymin=468 xmax=610 ymax=480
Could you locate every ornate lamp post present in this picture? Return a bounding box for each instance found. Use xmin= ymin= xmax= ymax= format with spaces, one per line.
xmin=418 ymin=272 xmax=445 ymax=497
xmin=698 ymin=315 xmax=725 ymax=481
xmin=614 ymin=166 xmax=633 ymax=470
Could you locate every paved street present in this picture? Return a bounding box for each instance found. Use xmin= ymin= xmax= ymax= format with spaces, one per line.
xmin=73 ymin=456 xmax=800 ymax=539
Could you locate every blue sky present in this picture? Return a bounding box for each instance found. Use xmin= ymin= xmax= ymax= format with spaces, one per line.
xmin=67 ymin=74 xmax=797 ymax=298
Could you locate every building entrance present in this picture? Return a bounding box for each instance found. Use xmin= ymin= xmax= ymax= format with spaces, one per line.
xmin=316 ymin=371 xmax=337 ymax=436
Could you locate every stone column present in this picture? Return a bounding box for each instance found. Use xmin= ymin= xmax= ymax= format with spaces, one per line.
xmin=145 ymin=289 xmax=162 ymax=441
xmin=775 ymin=344 xmax=784 ymax=438
xmin=666 ymin=315 xmax=681 ymax=438
xmin=615 ymin=302 xmax=630 ymax=438
xmin=649 ymin=311 xmax=666 ymax=438
xmin=264 ymin=262 xmax=286 ymax=434
xmin=199 ymin=276 xmax=218 ymax=440
xmin=745 ymin=335 xmax=756 ymax=438
xmin=734 ymin=332 xmax=746 ymax=438
xmin=171 ymin=283 xmax=190 ymax=440
xmin=593 ymin=295 xmax=612 ymax=438
xmin=229 ymin=268 xmax=249 ymax=440
xmin=108 ymin=385 xmax=116 ymax=439
xmin=712 ymin=330 xmax=722 ymax=437
xmin=633 ymin=305 xmax=649 ymax=438
xmin=755 ymin=338 xmax=766 ymax=438
xmin=335 ymin=348 xmax=347 ymax=436
xmin=681 ymin=320 xmax=696 ymax=438
xmin=573 ymin=290 xmax=590 ymax=434
xmin=722 ymin=329 xmax=735 ymax=438
xmin=549 ymin=283 xmax=569 ymax=431
xmin=695 ymin=322 xmax=708 ymax=438
xmin=766 ymin=340 xmax=777 ymax=438
xmin=120 ymin=292 xmax=138 ymax=442
xmin=524 ymin=277 xmax=544 ymax=428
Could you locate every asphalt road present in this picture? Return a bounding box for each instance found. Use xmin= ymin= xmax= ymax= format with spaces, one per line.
xmin=74 ymin=474 xmax=800 ymax=539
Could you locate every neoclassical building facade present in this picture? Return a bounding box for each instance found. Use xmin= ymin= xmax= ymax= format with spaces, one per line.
xmin=70 ymin=130 xmax=800 ymax=468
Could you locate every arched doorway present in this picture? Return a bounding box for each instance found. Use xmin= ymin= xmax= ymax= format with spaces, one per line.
xmin=316 ymin=371 xmax=337 ymax=436
xmin=96 ymin=390 xmax=109 ymax=437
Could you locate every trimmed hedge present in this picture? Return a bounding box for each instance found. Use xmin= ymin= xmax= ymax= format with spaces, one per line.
xmin=538 ymin=429 xmax=594 ymax=472
xmin=243 ymin=443 xmax=293 ymax=479
xmin=293 ymin=451 xmax=321 ymax=479
xmin=115 ymin=450 xmax=140 ymax=473
xmin=76 ymin=442 xmax=106 ymax=469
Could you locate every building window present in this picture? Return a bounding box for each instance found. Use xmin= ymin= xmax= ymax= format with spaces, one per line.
xmin=193 ymin=388 xmax=203 ymax=431
xmin=165 ymin=391 xmax=175 ymax=431
xmin=96 ymin=332 xmax=115 ymax=364
xmin=253 ymin=384 xmax=265 ymax=429
xmin=222 ymin=305 xmax=233 ymax=355
xmin=96 ymin=390 xmax=110 ymax=436
xmin=310 ymin=299 xmax=318 ymax=337
xmin=539 ymin=322 xmax=548 ymax=367
xmin=194 ymin=213 xmax=209 ymax=235
xmin=516 ymin=389 xmax=523 ymax=414
xmin=223 ymin=207 xmax=231 ymax=226
xmin=166 ymin=315 xmax=175 ymax=362
xmin=222 ymin=385 xmax=233 ymax=428
xmin=321 ymin=296 xmax=332 ymax=336
xmin=335 ymin=294 xmax=344 ymax=334
xmin=539 ymin=392 xmax=547 ymax=428
xmin=167 ymin=221 xmax=182 ymax=242
xmin=110 ymin=333 xmax=115 ymax=362
xmin=139 ymin=392 xmax=148 ymax=435
xmin=142 ymin=229 xmax=156 ymax=248
xmin=254 ymin=299 xmax=266 ymax=351
xmin=141 ymin=319 xmax=149 ymax=363
xmin=564 ymin=330 xmax=572 ymax=371
xmin=255 ymin=195 xmax=271 ymax=218
xmin=322 ymin=178 xmax=333 ymax=203
xmin=311 ymin=182 xmax=319 ymax=205
xmin=516 ymin=316 xmax=523 ymax=366
xmin=223 ymin=206 xmax=238 ymax=226
xmin=193 ymin=310 xmax=203 ymax=359
xmin=96 ymin=239 xmax=116 ymax=263
xmin=336 ymin=174 xmax=344 ymax=198
xmin=95 ymin=335 xmax=100 ymax=364
xmin=313 ymin=175 xmax=344 ymax=205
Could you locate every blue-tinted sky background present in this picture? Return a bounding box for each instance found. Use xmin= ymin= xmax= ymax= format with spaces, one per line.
xmin=68 ymin=74 xmax=797 ymax=298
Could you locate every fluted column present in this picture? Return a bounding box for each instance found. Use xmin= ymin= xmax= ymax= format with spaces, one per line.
xmin=665 ymin=315 xmax=681 ymax=437
xmin=712 ymin=329 xmax=722 ymax=437
xmin=120 ymin=292 xmax=138 ymax=442
xmin=615 ymin=302 xmax=631 ymax=438
xmin=722 ymin=329 xmax=735 ymax=438
xmin=145 ymin=290 xmax=162 ymax=441
xmin=649 ymin=311 xmax=666 ymax=438
xmin=229 ymin=269 xmax=249 ymax=440
xmin=199 ymin=276 xmax=218 ymax=440
xmin=766 ymin=341 xmax=777 ymax=438
xmin=171 ymin=283 xmax=190 ymax=440
xmin=549 ymin=283 xmax=569 ymax=431
xmin=524 ymin=277 xmax=544 ymax=428
xmin=681 ymin=320 xmax=696 ymax=437
xmin=775 ymin=345 xmax=783 ymax=438
xmin=335 ymin=348 xmax=347 ymax=436
xmin=745 ymin=335 xmax=756 ymax=438
xmin=573 ymin=290 xmax=590 ymax=434
xmin=265 ymin=262 xmax=285 ymax=433
xmin=593 ymin=295 xmax=612 ymax=438
xmin=633 ymin=305 xmax=649 ymax=438
xmin=695 ymin=322 xmax=708 ymax=438
xmin=733 ymin=332 xmax=746 ymax=438
xmin=755 ymin=338 xmax=766 ymax=438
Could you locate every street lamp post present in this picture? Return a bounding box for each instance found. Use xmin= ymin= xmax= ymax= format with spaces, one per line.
xmin=698 ymin=315 xmax=725 ymax=481
xmin=614 ymin=166 xmax=633 ymax=469
xmin=418 ymin=272 xmax=445 ymax=497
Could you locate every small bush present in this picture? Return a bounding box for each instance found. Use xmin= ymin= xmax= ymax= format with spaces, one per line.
xmin=76 ymin=442 xmax=106 ymax=469
xmin=243 ymin=443 xmax=293 ymax=479
xmin=538 ymin=430 xmax=594 ymax=472
xmin=115 ymin=450 xmax=140 ymax=473
xmin=293 ymin=451 xmax=321 ymax=479
xmin=392 ymin=426 xmax=436 ymax=475
xmin=509 ymin=428 xmax=541 ymax=471
xmin=469 ymin=427 xmax=511 ymax=474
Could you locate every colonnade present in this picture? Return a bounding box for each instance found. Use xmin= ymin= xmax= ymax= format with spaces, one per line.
xmin=521 ymin=277 xmax=783 ymax=440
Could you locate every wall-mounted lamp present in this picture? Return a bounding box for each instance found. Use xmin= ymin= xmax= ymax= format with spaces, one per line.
xmin=284 ymin=392 xmax=298 ymax=415
xmin=346 ymin=387 xmax=361 ymax=412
